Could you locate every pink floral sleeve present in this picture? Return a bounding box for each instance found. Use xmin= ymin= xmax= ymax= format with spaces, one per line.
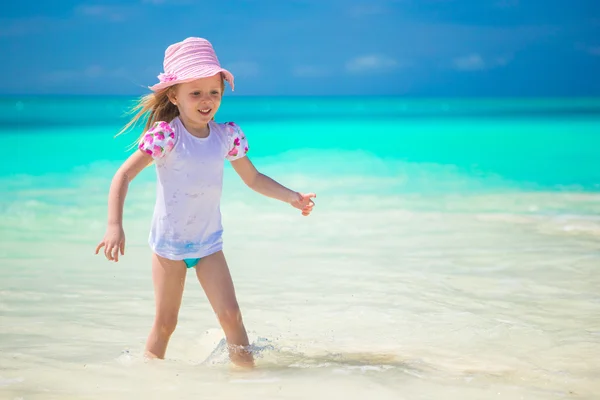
xmin=225 ymin=122 xmax=249 ymax=161
xmin=138 ymin=121 xmax=176 ymax=159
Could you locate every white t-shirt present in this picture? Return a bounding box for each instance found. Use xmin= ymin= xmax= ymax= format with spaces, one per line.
xmin=138 ymin=116 xmax=249 ymax=260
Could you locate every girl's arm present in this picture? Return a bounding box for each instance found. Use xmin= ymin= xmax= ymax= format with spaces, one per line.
xmin=96 ymin=150 xmax=152 ymax=261
xmin=231 ymin=157 xmax=316 ymax=216
xmin=107 ymin=150 xmax=152 ymax=225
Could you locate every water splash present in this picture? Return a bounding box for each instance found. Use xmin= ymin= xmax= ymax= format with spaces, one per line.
xmin=200 ymin=337 xmax=275 ymax=366
xmin=198 ymin=336 xmax=422 ymax=376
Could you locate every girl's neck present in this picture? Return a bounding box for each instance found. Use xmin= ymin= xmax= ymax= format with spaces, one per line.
xmin=180 ymin=116 xmax=210 ymax=138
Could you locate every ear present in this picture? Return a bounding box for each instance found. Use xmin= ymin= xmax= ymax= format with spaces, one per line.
xmin=166 ymin=88 xmax=178 ymax=106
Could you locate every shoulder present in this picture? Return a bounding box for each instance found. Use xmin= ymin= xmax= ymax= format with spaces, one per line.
xmin=213 ymin=121 xmax=249 ymax=161
xmin=212 ymin=121 xmax=244 ymax=138
xmin=138 ymin=120 xmax=177 ymax=159
xmin=212 ymin=121 xmax=248 ymax=145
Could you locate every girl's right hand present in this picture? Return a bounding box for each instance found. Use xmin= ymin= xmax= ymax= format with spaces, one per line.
xmin=95 ymin=224 xmax=126 ymax=262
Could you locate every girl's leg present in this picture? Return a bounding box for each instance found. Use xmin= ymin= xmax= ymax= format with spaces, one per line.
xmin=195 ymin=250 xmax=254 ymax=368
xmin=145 ymin=253 xmax=187 ymax=359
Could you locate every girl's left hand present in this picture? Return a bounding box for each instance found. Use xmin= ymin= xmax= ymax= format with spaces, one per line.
xmin=290 ymin=192 xmax=316 ymax=216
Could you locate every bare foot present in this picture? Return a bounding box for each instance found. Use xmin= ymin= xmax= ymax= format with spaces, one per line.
xmin=143 ymin=350 xmax=162 ymax=361
xmin=229 ymin=344 xmax=255 ymax=369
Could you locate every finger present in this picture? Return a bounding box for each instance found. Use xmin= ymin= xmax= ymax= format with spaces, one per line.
xmin=120 ymin=240 xmax=125 ymax=256
xmin=302 ymin=192 xmax=317 ymax=199
xmin=113 ymin=246 xmax=119 ymax=262
xmin=303 ymin=199 xmax=315 ymax=208
xmin=105 ymin=245 xmax=114 ymax=261
xmin=95 ymin=242 xmax=105 ymax=254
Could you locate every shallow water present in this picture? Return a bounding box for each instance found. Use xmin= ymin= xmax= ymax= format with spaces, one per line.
xmin=1 ymin=97 xmax=600 ymax=399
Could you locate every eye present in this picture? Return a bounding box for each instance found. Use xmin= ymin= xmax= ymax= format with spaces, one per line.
xmin=211 ymin=90 xmax=220 ymax=95
xmin=191 ymin=91 xmax=200 ymax=96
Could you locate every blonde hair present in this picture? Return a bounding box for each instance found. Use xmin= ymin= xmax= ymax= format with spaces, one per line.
xmin=117 ymin=75 xmax=226 ymax=148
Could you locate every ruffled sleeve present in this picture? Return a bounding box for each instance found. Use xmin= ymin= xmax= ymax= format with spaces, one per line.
xmin=224 ymin=122 xmax=249 ymax=161
xmin=138 ymin=121 xmax=176 ymax=159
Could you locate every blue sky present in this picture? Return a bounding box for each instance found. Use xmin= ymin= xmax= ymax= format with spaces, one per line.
xmin=1 ymin=0 xmax=598 ymax=96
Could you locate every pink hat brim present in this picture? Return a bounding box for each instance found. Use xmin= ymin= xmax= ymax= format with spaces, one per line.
xmin=148 ymin=68 xmax=235 ymax=92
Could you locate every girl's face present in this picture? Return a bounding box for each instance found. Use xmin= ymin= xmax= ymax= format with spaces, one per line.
xmin=169 ymin=74 xmax=223 ymax=132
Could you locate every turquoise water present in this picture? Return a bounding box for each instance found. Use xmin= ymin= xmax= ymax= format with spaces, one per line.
xmin=2 ymin=96 xmax=600 ymax=189
xmin=1 ymin=96 xmax=600 ymax=399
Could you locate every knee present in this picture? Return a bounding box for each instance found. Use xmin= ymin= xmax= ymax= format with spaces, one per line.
xmin=216 ymin=305 xmax=243 ymax=330
xmin=155 ymin=316 xmax=178 ymax=338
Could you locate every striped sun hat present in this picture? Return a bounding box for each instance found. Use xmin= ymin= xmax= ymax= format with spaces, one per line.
xmin=148 ymin=37 xmax=234 ymax=92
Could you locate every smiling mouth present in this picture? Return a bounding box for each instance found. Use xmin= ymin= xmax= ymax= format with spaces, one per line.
xmin=199 ymin=108 xmax=212 ymax=115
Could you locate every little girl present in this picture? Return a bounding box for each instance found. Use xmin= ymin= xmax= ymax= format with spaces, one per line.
xmin=95 ymin=37 xmax=316 ymax=368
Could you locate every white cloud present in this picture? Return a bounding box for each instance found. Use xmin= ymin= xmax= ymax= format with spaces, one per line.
xmin=453 ymin=54 xmax=486 ymax=71
xmin=141 ymin=0 xmax=194 ymax=5
xmin=495 ymin=0 xmax=519 ymax=8
xmin=75 ymin=5 xmax=128 ymax=22
xmin=495 ymin=56 xmax=512 ymax=66
xmin=347 ymin=4 xmax=386 ymax=17
xmin=576 ymin=43 xmax=600 ymax=56
xmin=0 ymin=16 xmax=62 ymax=37
xmin=224 ymin=61 xmax=259 ymax=78
xmin=452 ymin=53 xmax=511 ymax=71
xmin=41 ymin=66 xmax=128 ymax=84
xmin=84 ymin=65 xmax=104 ymax=78
xmin=0 ymin=5 xmax=133 ymax=37
xmin=292 ymin=65 xmax=331 ymax=78
xmin=345 ymin=55 xmax=400 ymax=74
xmin=588 ymin=46 xmax=600 ymax=56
